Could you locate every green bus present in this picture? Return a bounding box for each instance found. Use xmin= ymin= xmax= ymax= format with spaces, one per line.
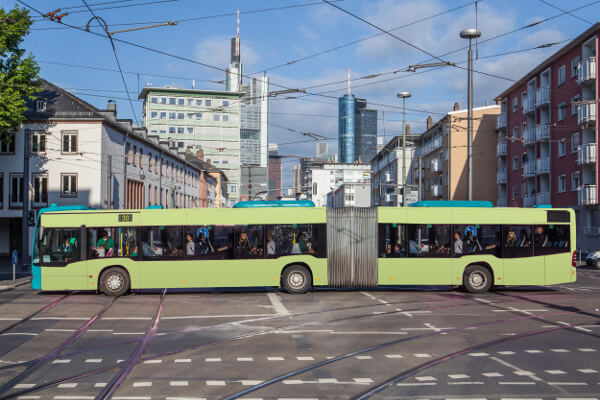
xmin=31 ymin=201 xmax=576 ymax=296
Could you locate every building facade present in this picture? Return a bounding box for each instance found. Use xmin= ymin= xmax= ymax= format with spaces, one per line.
xmin=307 ymin=163 xmax=371 ymax=207
xmin=139 ymin=86 xmax=242 ymax=206
xmin=415 ymin=105 xmax=500 ymax=202
xmin=355 ymin=99 xmax=378 ymax=163
xmin=0 ymin=80 xmax=204 ymax=272
xmin=338 ymin=94 xmax=356 ymax=163
xmin=327 ymin=182 xmax=371 ymax=207
xmin=268 ymin=144 xmax=282 ymax=200
xmin=495 ymin=24 xmax=599 ymax=251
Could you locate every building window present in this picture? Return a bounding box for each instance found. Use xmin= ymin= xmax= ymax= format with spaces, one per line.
xmin=9 ymin=174 xmax=23 ymax=207
xmin=521 ymin=91 xmax=526 ymax=109
xmin=178 ymin=98 xmax=184 ymax=105
xmin=223 ymin=114 xmax=229 ymax=122
xmin=36 ymin=99 xmax=46 ymax=112
xmin=126 ymin=143 xmax=131 ymax=164
xmin=571 ymin=132 xmax=580 ymax=153
xmin=521 ymin=153 xmax=527 ymax=165
xmin=512 ymin=184 xmax=517 ymax=200
xmin=521 ymin=122 xmax=526 ymax=138
xmin=230 ymin=184 xmax=237 ymax=193
xmin=31 ymin=132 xmax=46 ymax=153
xmin=571 ymin=94 xmax=579 ymax=115
xmin=177 ymin=113 xmax=184 ymax=120
xmin=187 ymin=127 xmax=194 ymax=134
xmin=511 ymin=127 xmax=517 ymax=139
xmin=187 ymin=99 xmax=193 ymax=106
xmin=151 ymin=97 xmax=158 ymax=104
xmin=521 ymin=182 xmax=526 ymax=199
xmin=61 ymin=173 xmax=77 ymax=197
xmin=222 ymin=100 xmax=229 ymax=107
xmin=205 ymin=99 xmax=212 ymax=107
xmin=213 ymin=114 xmax=220 ymax=121
xmin=61 ymin=131 xmax=78 ymax=154
xmin=558 ymin=174 xmax=566 ymax=193
xmin=32 ymin=174 xmax=48 ymax=206
xmin=160 ymin=97 xmax=166 ymax=104
xmin=558 ymin=65 xmax=566 ymax=85
xmin=177 ymin=127 xmax=184 ymax=134
xmin=572 ymin=171 xmax=580 ymax=191
xmin=558 ymin=102 xmax=567 ymax=121
xmin=155 ymin=156 xmax=159 ymax=174
xmin=196 ymin=99 xmax=202 ymax=106
xmin=558 ymin=138 xmax=566 ymax=157
xmin=178 ymin=141 xmax=184 ymax=148
xmin=148 ymin=152 xmax=153 ymax=172
xmin=0 ymin=133 xmax=15 ymax=154
xmin=169 ymin=112 xmax=176 ymax=120
xmin=512 ymin=97 xmax=518 ymax=112
xmin=169 ymin=127 xmax=176 ymax=134
xmin=133 ymin=146 xmax=137 ymax=166
xmin=169 ymin=97 xmax=176 ymax=105
xmin=160 ymin=112 xmax=166 ymax=119
xmin=512 ymin=156 xmax=518 ymax=170
xmin=187 ymin=113 xmax=195 ymax=120
xmin=150 ymin=111 xmax=157 ymax=118
xmin=139 ymin=148 xmax=144 ymax=168
xmin=196 ymin=113 xmax=202 ymax=120
xmin=571 ymin=56 xmax=580 ymax=78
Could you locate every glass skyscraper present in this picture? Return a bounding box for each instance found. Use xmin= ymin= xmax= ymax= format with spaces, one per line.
xmin=338 ymin=94 xmax=356 ymax=163
xmin=338 ymin=96 xmax=377 ymax=163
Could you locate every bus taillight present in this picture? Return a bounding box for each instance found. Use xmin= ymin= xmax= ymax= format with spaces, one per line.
xmin=572 ymin=251 xmax=577 ymax=267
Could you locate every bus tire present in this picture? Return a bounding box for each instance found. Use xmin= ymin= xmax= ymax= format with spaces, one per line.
xmin=463 ymin=265 xmax=492 ymax=294
xmin=99 ymin=267 xmax=130 ymax=297
xmin=282 ymin=265 xmax=311 ymax=294
xmin=595 ymin=259 xmax=600 ymax=270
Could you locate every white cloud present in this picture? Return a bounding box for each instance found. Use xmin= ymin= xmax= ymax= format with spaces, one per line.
xmin=195 ymin=35 xmax=262 ymax=70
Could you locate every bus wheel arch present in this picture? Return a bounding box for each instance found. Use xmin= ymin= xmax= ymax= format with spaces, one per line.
xmin=98 ymin=266 xmax=130 ymax=296
xmin=281 ymin=263 xmax=313 ymax=294
xmin=462 ymin=263 xmax=493 ymax=294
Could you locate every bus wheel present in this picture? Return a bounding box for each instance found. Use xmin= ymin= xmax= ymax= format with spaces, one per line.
xmin=595 ymin=259 xmax=600 ymax=270
xmin=100 ymin=267 xmax=130 ymax=296
xmin=282 ymin=265 xmax=311 ymax=294
xmin=463 ymin=265 xmax=492 ymax=294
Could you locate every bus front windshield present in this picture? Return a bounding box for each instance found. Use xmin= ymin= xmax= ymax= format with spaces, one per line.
xmin=37 ymin=228 xmax=81 ymax=265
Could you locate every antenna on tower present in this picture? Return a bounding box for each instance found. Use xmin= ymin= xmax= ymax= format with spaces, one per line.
xmin=347 ymin=68 xmax=351 ymax=95
xmin=236 ymin=8 xmax=240 ymax=59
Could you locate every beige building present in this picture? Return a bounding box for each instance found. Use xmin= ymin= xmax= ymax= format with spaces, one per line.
xmin=414 ymin=104 xmax=500 ymax=202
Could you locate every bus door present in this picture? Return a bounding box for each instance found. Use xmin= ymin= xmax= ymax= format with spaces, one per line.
xmin=403 ymin=224 xmax=453 ymax=285
xmin=502 ymin=225 xmax=544 ymax=285
xmin=37 ymin=227 xmax=87 ymax=290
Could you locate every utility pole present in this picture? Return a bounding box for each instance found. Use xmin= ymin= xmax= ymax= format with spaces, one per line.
xmin=418 ymin=156 xmax=423 ymax=201
xmin=460 ymin=28 xmax=481 ymax=201
xmin=397 ymin=92 xmax=411 ymax=206
xmin=21 ymin=129 xmax=30 ymax=272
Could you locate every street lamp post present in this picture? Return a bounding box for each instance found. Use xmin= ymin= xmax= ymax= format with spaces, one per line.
xmin=460 ymin=28 xmax=481 ymax=201
xmin=396 ymin=92 xmax=411 ymax=206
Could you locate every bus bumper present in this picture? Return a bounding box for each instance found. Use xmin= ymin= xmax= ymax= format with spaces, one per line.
xmin=32 ymin=265 xmax=41 ymax=290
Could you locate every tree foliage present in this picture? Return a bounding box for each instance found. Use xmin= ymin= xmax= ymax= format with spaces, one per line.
xmin=0 ymin=6 xmax=40 ymax=142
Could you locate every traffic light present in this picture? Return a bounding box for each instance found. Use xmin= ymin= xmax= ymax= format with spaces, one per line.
xmin=27 ymin=210 xmax=36 ymax=226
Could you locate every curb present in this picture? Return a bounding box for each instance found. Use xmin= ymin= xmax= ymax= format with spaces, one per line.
xmin=0 ymin=276 xmax=32 ymax=291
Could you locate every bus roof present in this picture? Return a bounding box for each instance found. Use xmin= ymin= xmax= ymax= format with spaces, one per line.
xmin=234 ymin=200 xmax=315 ymax=208
xmin=409 ymin=200 xmax=494 ymax=208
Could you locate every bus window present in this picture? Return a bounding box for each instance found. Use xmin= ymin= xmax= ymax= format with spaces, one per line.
xmin=534 ymin=225 xmax=570 ymax=255
xmin=118 ymin=227 xmax=138 ymax=257
xmin=407 ymin=225 xmax=451 ymax=258
xmin=378 ymin=224 xmax=406 ymax=258
xmin=39 ymin=228 xmax=81 ymax=266
xmin=213 ymin=226 xmax=234 ymax=259
xmin=88 ymin=228 xmax=116 ymax=258
xmin=453 ymin=225 xmax=501 ymax=257
xmin=235 ymin=225 xmax=264 ymax=258
xmin=265 ymin=224 xmax=324 ymax=258
xmin=503 ymin=225 xmax=533 ymax=258
xmin=141 ymin=227 xmax=182 ymax=258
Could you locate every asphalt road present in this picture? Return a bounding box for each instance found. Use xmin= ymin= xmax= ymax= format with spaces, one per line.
xmin=0 ymin=268 xmax=599 ymax=400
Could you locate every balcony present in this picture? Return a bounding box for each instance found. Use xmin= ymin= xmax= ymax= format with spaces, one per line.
xmin=577 ymin=103 xmax=596 ymax=126
xmin=535 ymin=157 xmax=550 ymax=175
xmin=496 ymin=142 xmax=507 ymax=157
xmin=496 ymin=113 xmax=507 ymax=130
xmin=497 ymin=198 xmax=507 ymax=207
xmin=524 ymin=95 xmax=536 ymax=114
xmin=523 ymin=162 xmax=536 ymax=178
xmin=578 ymin=57 xmax=596 ymax=85
xmin=536 ymin=87 xmax=550 ymax=107
xmin=535 ymin=191 xmax=550 ymax=205
xmin=497 ymin=168 xmax=507 ymax=184
xmin=577 ymin=143 xmax=596 ymax=165
xmin=578 ymin=185 xmax=597 ymax=206
xmin=535 ymin=124 xmax=550 ymax=142
xmin=524 ymin=195 xmax=535 ymax=208
xmin=584 ymin=226 xmax=600 ymax=236
xmin=431 ymin=158 xmax=441 ymax=172
xmin=431 ymin=184 xmax=443 ymax=197
xmin=524 ymin=127 xmax=536 ymax=145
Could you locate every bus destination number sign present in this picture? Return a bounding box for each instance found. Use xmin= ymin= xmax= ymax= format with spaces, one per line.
xmin=118 ymin=214 xmax=133 ymax=223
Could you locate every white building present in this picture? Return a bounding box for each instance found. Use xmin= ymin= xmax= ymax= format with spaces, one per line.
xmin=371 ymin=135 xmax=417 ymax=206
xmin=0 ymin=80 xmax=204 ymax=270
xmin=327 ymin=183 xmax=371 ymax=207
xmin=307 ymin=163 xmax=371 ymax=207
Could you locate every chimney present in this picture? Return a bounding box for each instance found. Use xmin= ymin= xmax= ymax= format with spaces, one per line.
xmin=107 ymin=99 xmax=116 ymax=113
xmin=196 ymin=149 xmax=204 ymax=160
xmin=426 ymin=116 xmax=433 ymax=130
xmin=405 ymin=124 xmax=411 ymax=135
xmin=453 ymin=102 xmax=460 ymax=111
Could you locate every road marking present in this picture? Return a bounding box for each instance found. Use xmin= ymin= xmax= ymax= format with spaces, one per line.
xmin=377 ymin=299 xmax=389 ymax=304
xmin=447 ymin=381 xmax=484 ymax=385
xmin=353 ymin=378 xmax=374 ymax=383
xmin=206 ymin=381 xmax=226 ymax=386
xmin=169 ymin=381 xmax=189 ymax=386
xmin=240 ymin=380 xmax=264 ymax=385
xmin=361 ymin=292 xmax=377 ymax=300
xmin=498 ymin=382 xmax=536 ymax=385
xmin=550 ymin=349 xmax=570 ymax=353
xmin=162 ymin=314 xmax=274 ymax=319
xmin=94 ymin=383 xmax=107 ymax=388
xmin=85 ymin=359 xmax=102 ymax=363
xmin=57 ymin=383 xmax=77 ymax=388
xmin=14 ymin=384 xmax=36 ymax=389
xmin=0 ymin=317 xmax=21 ymax=320
xmin=166 ymin=398 xmax=206 ymax=400
xmin=415 ymin=376 xmax=437 ymax=381
xmin=132 ymin=382 xmax=152 ymax=387
xmin=578 ymin=348 xmax=597 ymax=352
xmin=558 ymin=321 xmax=593 ymax=332
xmin=414 ymin=353 xmax=431 ymax=358
xmin=283 ymin=380 xmax=303 ymax=385
xmin=143 ymin=360 xmax=161 ymax=364
xmin=317 ymin=378 xmax=338 ymax=383
xmin=112 ymin=397 xmax=151 ymax=400
xmin=577 ymin=368 xmax=598 ymax=373
xmin=102 ymin=317 xmax=152 ymax=320
xmin=355 ymin=356 xmax=372 ymax=360
xmin=53 ymin=397 xmax=93 ymax=399
xmin=1 ymin=333 xmax=37 ymax=336
xmin=490 ymin=357 xmax=543 ymax=382
xmin=16 ymin=396 xmax=40 ymax=399
xmin=237 ymin=357 xmax=254 ymax=362
xmin=45 ymin=329 xmax=76 ymax=332
xmin=474 ymin=297 xmax=492 ymax=303
xmin=482 ymin=372 xmax=503 ymax=377
xmin=448 ymin=374 xmax=470 ymax=379
xmin=396 ymin=382 xmax=436 ymax=386
xmin=385 ymin=354 xmax=403 ymax=358
xmin=113 ymin=332 xmax=145 ymax=335
xmin=52 ymin=359 xmax=71 ymax=364
xmin=32 ymin=317 xmax=89 ymax=321
xmin=497 ymin=351 xmax=515 ymax=355
xmin=297 ymin=356 xmax=314 ymax=361
xmin=330 ymin=331 xmax=407 ymax=335
xmin=268 ymin=357 xmax=284 ymax=361
xmin=545 ymin=370 xmax=567 ymax=375
xmin=525 ymin=350 xmax=542 ymax=353
xmin=87 ymin=329 xmax=113 ymax=332
xmin=424 ymin=323 xmax=442 ymax=332
xmin=492 ymin=307 xmax=548 ymax=315
xmin=205 ymin=358 xmax=221 ymax=362
xmin=548 ymin=382 xmax=588 ymax=386
xmin=468 ymin=353 xmax=489 ymax=357
xmin=267 ymin=293 xmax=290 ymax=316
xmin=513 ymin=371 xmax=535 ymax=376
xmin=175 ymin=359 xmax=191 ymax=363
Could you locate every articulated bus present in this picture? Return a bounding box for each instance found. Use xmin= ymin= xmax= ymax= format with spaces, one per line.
xmin=31 ymin=201 xmax=576 ymax=296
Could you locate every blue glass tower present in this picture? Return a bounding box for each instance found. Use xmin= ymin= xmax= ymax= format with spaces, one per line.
xmin=338 ymin=94 xmax=355 ymax=163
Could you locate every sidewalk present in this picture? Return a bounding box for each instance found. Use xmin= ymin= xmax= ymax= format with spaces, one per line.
xmin=0 ymin=276 xmax=32 ymax=291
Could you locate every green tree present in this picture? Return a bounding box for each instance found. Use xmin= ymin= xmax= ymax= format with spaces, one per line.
xmin=0 ymin=6 xmax=40 ymax=142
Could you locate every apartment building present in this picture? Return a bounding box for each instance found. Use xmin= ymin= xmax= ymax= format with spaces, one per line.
xmin=139 ymin=86 xmax=242 ymax=206
xmin=327 ymin=182 xmax=371 ymax=207
xmin=415 ymin=104 xmax=500 ymax=202
xmin=495 ymin=23 xmax=599 ymax=251
xmin=308 ymin=163 xmax=371 ymax=207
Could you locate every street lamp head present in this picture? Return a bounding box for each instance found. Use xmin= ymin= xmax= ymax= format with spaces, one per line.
xmin=460 ymin=28 xmax=481 ymax=39
xmin=396 ymin=91 xmax=411 ymax=99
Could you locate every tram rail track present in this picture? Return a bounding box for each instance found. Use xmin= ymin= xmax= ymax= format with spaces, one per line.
xmin=0 ymin=293 xmax=71 ymax=337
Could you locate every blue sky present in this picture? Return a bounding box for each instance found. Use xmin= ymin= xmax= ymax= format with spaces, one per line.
xmin=6 ymin=0 xmax=600 ymax=187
